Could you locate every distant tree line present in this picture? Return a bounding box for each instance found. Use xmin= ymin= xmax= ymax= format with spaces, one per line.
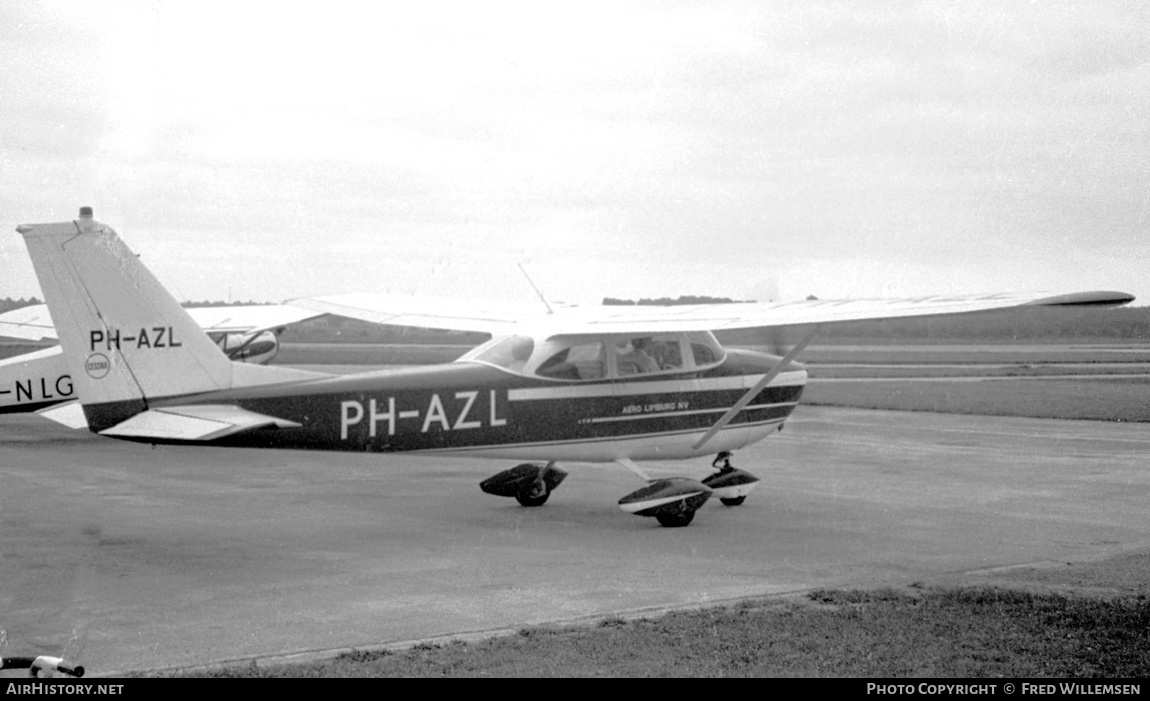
xmin=0 ymin=297 xmax=273 ymax=312
xmin=182 ymin=300 xmax=273 ymax=307
xmin=603 ymin=295 xmax=750 ymax=306
xmin=0 ymin=297 xmax=41 ymax=314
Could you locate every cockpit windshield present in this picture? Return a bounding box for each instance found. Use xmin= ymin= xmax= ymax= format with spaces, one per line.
xmin=461 ymin=335 xmax=535 ymax=373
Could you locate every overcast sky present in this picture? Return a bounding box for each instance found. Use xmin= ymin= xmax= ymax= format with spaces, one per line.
xmin=2 ymin=1 xmax=1147 ymax=306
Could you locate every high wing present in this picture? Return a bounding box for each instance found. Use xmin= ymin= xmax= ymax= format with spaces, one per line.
xmin=291 ymin=292 xmax=557 ymax=335
xmin=0 ymin=304 xmax=323 ymax=341
xmin=292 ymin=290 xmax=1134 ymax=337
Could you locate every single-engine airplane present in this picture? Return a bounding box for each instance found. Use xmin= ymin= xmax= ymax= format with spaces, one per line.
xmin=12 ymin=208 xmax=1135 ymax=526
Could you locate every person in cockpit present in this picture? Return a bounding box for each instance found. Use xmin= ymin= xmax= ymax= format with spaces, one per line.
xmin=618 ymin=337 xmax=659 ymax=374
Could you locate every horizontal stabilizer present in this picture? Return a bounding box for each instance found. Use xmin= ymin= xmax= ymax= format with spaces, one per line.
xmin=99 ymin=404 xmax=301 ymax=441
xmin=36 ymin=400 xmax=88 ymax=429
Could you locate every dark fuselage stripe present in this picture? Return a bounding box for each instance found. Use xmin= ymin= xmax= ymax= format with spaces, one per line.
xmin=583 ymin=401 xmax=799 ymax=424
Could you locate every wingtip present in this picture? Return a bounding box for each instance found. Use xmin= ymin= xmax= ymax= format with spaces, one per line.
xmin=1029 ymin=291 xmax=1136 ymax=307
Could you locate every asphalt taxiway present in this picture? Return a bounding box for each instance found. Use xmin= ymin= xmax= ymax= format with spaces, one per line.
xmin=2 ymin=407 xmax=1149 ymax=675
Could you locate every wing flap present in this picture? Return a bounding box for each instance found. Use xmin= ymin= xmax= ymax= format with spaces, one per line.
xmin=186 ymin=304 xmax=323 ymax=335
xmin=99 ymin=404 xmax=301 ymax=441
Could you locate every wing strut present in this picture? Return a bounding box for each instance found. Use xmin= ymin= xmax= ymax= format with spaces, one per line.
xmin=616 ymin=457 xmax=652 ymax=481
xmin=692 ymin=325 xmax=822 ymax=451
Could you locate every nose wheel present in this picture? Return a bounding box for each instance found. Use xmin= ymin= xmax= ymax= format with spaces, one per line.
xmin=701 ymin=451 xmax=759 ymax=507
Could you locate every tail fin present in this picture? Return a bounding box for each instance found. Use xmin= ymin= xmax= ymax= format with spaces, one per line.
xmin=17 ymin=208 xmax=235 ymax=430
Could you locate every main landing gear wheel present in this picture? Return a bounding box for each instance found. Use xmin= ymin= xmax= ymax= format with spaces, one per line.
xmin=655 ymin=505 xmax=696 ymax=528
xmin=516 ymin=481 xmax=550 ymax=507
xmin=719 ymin=496 xmax=746 ymax=507
xmin=480 ymin=462 xmax=568 ymax=508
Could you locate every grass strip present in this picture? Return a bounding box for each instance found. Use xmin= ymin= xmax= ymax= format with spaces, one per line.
xmin=174 ymin=587 xmax=1149 ymax=678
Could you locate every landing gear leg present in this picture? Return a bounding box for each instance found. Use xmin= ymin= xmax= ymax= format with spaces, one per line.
xmin=516 ymin=470 xmax=551 ymax=507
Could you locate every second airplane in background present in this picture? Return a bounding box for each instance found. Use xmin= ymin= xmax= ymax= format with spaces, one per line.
xmin=0 ymin=302 xmax=321 ymax=414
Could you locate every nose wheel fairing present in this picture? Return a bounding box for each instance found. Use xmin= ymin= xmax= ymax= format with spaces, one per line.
xmin=479 ymin=462 xmax=568 ymax=507
xmin=617 ymin=477 xmax=712 ymax=527
xmin=702 ymin=467 xmax=760 ymax=506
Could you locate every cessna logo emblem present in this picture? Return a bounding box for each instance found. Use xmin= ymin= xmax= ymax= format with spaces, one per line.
xmin=85 ymin=353 xmax=110 ymax=379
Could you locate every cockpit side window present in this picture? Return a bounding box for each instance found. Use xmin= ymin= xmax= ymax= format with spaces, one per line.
xmin=537 ymin=341 xmax=605 ymax=380
xmin=651 ymin=338 xmax=683 ymax=371
xmin=469 ymin=332 xmax=725 ymax=379
xmin=616 ymin=335 xmax=685 ymax=375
